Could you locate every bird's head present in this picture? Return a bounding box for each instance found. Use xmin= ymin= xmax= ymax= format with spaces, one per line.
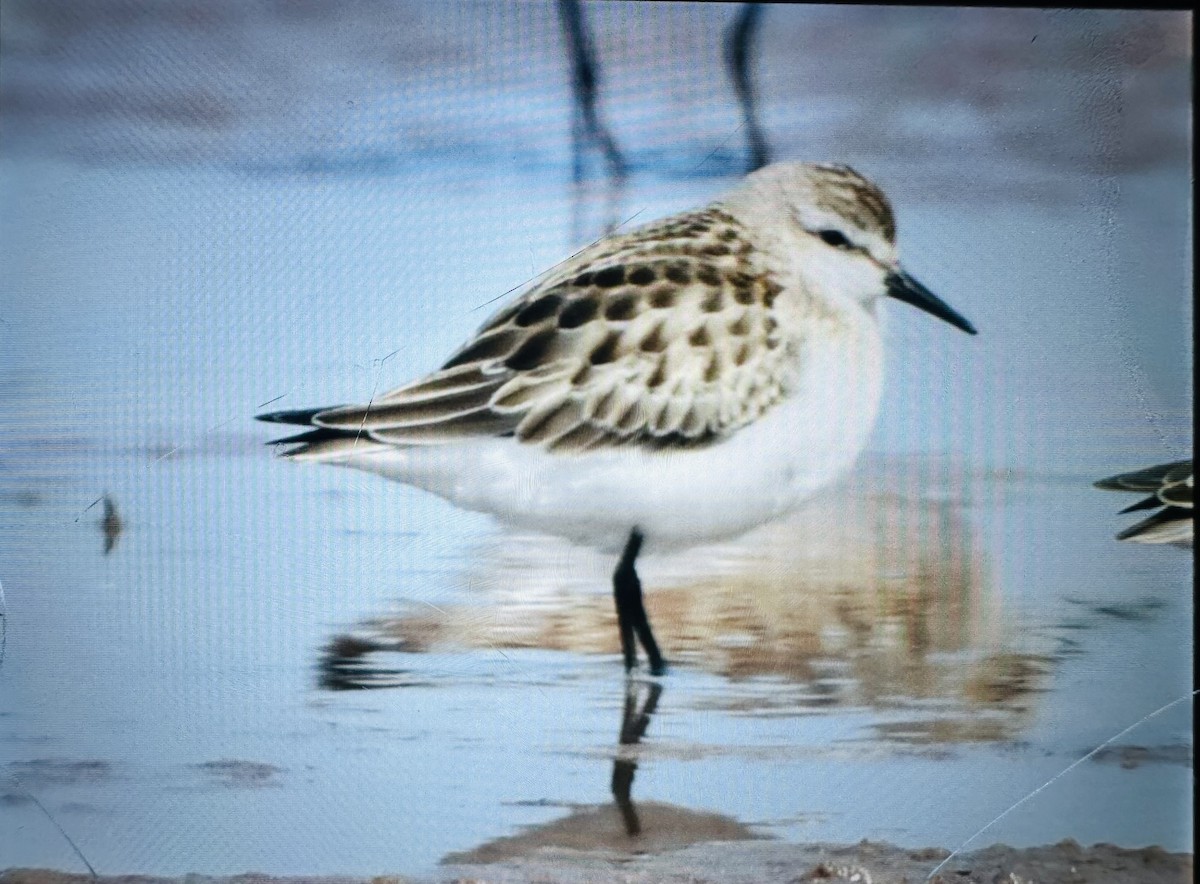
xmin=728 ymin=161 xmax=977 ymax=335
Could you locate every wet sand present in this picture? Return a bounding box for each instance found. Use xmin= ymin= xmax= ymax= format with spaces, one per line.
xmin=3 ymin=839 xmax=1192 ymax=884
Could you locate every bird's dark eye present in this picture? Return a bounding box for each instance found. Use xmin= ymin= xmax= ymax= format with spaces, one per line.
xmin=818 ymin=229 xmax=853 ymax=249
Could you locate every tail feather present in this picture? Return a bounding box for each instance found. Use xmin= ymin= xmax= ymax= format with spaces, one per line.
xmin=282 ymin=435 xmax=394 ymax=462
xmin=257 ymin=407 xmax=340 ymax=426
xmin=1115 ymin=506 xmax=1193 ymax=544
xmin=1095 ymin=459 xmax=1191 ymax=493
xmin=1118 ymin=494 xmax=1165 ymax=514
xmin=266 ymin=427 xmax=350 ymax=446
xmin=1096 ymin=459 xmax=1193 ymax=545
xmin=257 ymin=405 xmax=364 ymax=459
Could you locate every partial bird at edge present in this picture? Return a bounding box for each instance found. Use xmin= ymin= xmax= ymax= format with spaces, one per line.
xmin=1095 ymin=459 xmax=1193 ymax=545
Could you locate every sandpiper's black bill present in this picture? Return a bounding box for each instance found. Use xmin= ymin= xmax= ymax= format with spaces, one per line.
xmin=886 ymin=269 xmax=977 ymax=335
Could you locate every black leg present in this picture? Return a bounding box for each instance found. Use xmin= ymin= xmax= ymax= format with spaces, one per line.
xmin=613 ymin=528 xmax=666 ymax=675
xmin=613 ymin=533 xmax=638 ymax=671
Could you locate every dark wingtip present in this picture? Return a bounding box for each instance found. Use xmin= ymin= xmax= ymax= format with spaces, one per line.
xmin=1115 ymin=523 xmax=1147 ymax=542
xmin=1115 ymin=507 xmax=1192 ymax=542
xmin=258 ymin=407 xmax=358 ymax=450
xmin=264 ymin=428 xmax=344 ymax=446
xmin=256 ymin=407 xmax=329 ymax=426
xmin=1118 ymin=495 xmax=1163 ymax=514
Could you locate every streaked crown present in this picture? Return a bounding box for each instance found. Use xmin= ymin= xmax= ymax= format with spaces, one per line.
xmin=805 ymin=163 xmax=896 ymax=244
xmin=726 ymin=161 xmax=898 ymax=251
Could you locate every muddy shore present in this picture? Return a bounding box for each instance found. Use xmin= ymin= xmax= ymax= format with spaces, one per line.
xmin=4 ymin=839 xmax=1192 ymax=884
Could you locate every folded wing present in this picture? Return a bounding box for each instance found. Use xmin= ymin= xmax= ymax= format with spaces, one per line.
xmin=263 ymin=207 xmax=797 ymax=457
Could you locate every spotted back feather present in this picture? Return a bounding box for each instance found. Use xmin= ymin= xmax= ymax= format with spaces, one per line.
xmin=312 ymin=207 xmax=798 ymax=454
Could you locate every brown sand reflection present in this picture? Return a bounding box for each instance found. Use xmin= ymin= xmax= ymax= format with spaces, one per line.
xmin=322 ymin=456 xmax=1053 ymax=744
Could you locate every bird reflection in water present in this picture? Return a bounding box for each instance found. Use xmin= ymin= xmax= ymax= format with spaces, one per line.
xmin=612 ymin=679 xmax=662 ymax=836
xmin=439 ymin=677 xmax=763 ymax=864
xmin=317 ymin=633 xmax=429 ymax=691
xmin=317 ymin=636 xmax=753 ymax=851
xmin=324 ymin=457 xmax=1055 ymax=745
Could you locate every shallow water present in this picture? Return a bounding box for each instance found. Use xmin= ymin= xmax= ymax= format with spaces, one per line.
xmin=0 ymin=2 xmax=1192 ymax=877
xmin=0 ymin=445 xmax=1192 ymax=874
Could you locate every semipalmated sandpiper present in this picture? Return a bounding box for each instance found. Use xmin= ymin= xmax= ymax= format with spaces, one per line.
xmin=260 ymin=161 xmax=977 ymax=674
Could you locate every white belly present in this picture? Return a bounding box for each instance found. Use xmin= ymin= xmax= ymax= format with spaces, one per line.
xmin=327 ymin=318 xmax=885 ymax=554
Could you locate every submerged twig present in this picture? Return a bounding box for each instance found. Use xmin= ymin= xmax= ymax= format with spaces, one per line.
xmin=101 ymin=494 xmax=123 ymax=555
